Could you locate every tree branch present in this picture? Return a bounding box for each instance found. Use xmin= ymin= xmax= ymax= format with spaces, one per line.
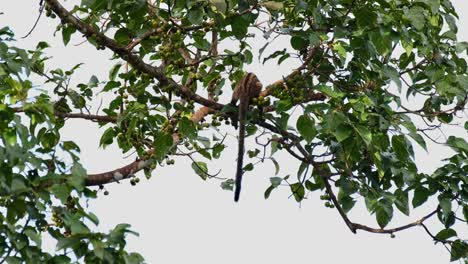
xmin=323 ymin=178 xmax=439 ymax=235
xmin=85 ymin=106 xmax=213 ymax=186
xmin=254 ymin=117 xmax=443 ymax=237
xmin=13 ymin=107 xmax=117 ymax=123
xmin=44 ymin=0 xmax=223 ymax=111
xmin=55 ymin=112 xmax=117 ymax=122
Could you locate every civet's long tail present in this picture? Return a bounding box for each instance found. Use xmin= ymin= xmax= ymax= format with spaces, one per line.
xmin=234 ymin=98 xmax=248 ymax=202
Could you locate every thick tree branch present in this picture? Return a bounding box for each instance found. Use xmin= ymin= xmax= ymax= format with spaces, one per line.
xmin=44 ymin=0 xmax=223 ymax=111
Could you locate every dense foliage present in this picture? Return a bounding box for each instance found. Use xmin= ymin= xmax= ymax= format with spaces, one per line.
xmin=0 ymin=0 xmax=467 ymax=262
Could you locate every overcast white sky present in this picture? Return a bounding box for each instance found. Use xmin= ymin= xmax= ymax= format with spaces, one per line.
xmin=1 ymin=1 xmax=467 ymax=263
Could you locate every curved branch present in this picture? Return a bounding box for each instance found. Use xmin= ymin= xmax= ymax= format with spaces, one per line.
xmin=85 ymin=106 xmax=213 ymax=186
xmin=85 ymin=154 xmax=152 ymax=186
xmin=254 ymin=114 xmax=442 ymax=237
xmin=323 ymin=178 xmax=439 ymax=235
xmin=323 ymin=178 xmax=357 ymax=233
xmin=352 ymin=209 xmax=438 ymax=234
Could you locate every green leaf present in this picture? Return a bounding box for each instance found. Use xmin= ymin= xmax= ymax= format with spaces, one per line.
xmin=221 ymin=179 xmax=234 ymax=191
xmin=69 ymin=162 xmax=87 ymax=191
xmin=108 ymin=224 xmax=139 ymax=244
xmin=212 ymin=143 xmax=225 ymax=159
xmin=48 ymin=256 xmax=71 ymax=263
xmin=265 ymin=177 xmax=286 ymax=199
xmin=416 ymin=0 xmax=440 ymax=14
xmin=275 ymin=99 xmax=293 ymax=112
xmin=187 ymin=8 xmax=204 ymax=25
xmin=124 ymin=253 xmax=145 ymax=264
xmin=383 ymin=66 xmax=402 ymax=90
xmin=308 ymin=33 xmax=321 ymax=46
xmin=290 ymin=183 xmax=305 ymax=202
xmin=370 ymin=32 xmax=391 ymax=55
xmin=191 ymin=161 xmax=208 ymax=180
xmin=392 ymin=135 xmax=409 ymax=161
xmin=270 ymin=177 xmax=282 ymax=188
xmin=271 ymin=136 xmax=279 ymax=156
xmin=276 ymin=113 xmax=290 ymax=131
xmin=109 ymin=63 xmax=122 ymax=81
xmin=178 ymin=117 xmax=197 ymax=139
xmin=114 ymin=28 xmax=131 ymax=44
xmin=62 ymin=141 xmax=81 ymax=152
xmin=333 ymin=42 xmax=347 ymax=59
xmin=314 ymin=85 xmax=344 ymax=99
xmin=334 ymin=124 xmax=352 ymax=142
xmin=3 ymin=128 xmax=16 ymax=146
xmin=91 ymin=239 xmax=105 ymax=259
xmin=339 ymin=196 xmax=356 ymax=214
xmin=264 ymin=185 xmax=275 ymax=199
xmin=435 ymin=228 xmax=457 ymax=241
xmin=354 ymin=125 xmax=372 ymax=145
xmin=404 ymin=6 xmax=426 ymax=30
xmin=446 ymin=136 xmax=468 ymax=155
xmin=290 ymin=36 xmax=308 ymax=50
xmin=244 ymin=50 xmax=253 ymax=64
xmin=52 ymin=185 xmax=72 ymax=203
xmin=375 ymin=199 xmax=393 ymax=228
xmin=62 ymin=26 xmax=76 ymax=46
xmin=209 ymin=0 xmax=227 ymax=13
xmin=394 ymin=189 xmax=409 ymax=216
xmin=231 ymin=15 xmax=249 ymax=39
xmin=4 ymin=257 xmax=22 ymax=264
xmin=69 ymin=218 xmax=90 ymax=234
xmin=439 ymin=197 xmax=452 ymax=218
xmin=296 ymin=115 xmax=316 ymax=142
xmin=243 ymin=163 xmax=254 ymax=171
xmin=246 ymin=124 xmax=258 ymax=136
xmin=7 ymin=199 xmax=27 ymax=223
xmin=193 ymin=35 xmax=211 ymax=51
xmin=196 ymin=136 xmax=211 ymax=148
xmin=86 ymin=212 xmax=100 ymax=226
xmin=305 ymin=180 xmax=321 ymax=191
xmin=412 ymin=186 xmax=429 ymax=208
xmin=154 ymin=132 xmax=174 ymax=159
xmin=271 ymin=158 xmax=280 ymax=175
xmin=407 ymin=131 xmax=427 ymax=151
xmin=24 ymin=228 xmax=42 ymax=247
xmin=40 ymin=130 xmax=60 ymax=149
xmin=99 ymin=127 xmax=115 ymax=147
xmin=56 ymin=237 xmax=80 ymax=251
xmin=296 ymin=162 xmax=308 ymax=179
xmin=450 ymin=240 xmax=468 ymax=261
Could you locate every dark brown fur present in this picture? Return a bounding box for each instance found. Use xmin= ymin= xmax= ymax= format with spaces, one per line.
xmin=230 ymin=73 xmax=262 ymax=202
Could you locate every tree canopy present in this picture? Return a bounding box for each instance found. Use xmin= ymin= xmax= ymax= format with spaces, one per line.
xmin=0 ymin=0 xmax=467 ymax=262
